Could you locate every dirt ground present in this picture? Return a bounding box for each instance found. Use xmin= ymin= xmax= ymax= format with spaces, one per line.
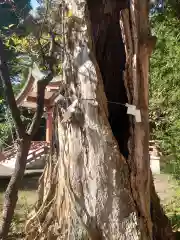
xmin=0 ymin=175 xmax=39 ymax=239
xmin=0 ymin=173 xmax=178 ymax=239
xmin=0 ymin=175 xmax=39 ymax=209
xmin=154 ymin=173 xmax=178 ymax=204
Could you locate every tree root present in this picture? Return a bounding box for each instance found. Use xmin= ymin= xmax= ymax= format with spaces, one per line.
xmin=25 ymin=151 xmax=93 ymax=240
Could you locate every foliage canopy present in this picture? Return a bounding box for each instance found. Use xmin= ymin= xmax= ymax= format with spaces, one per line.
xmin=150 ymin=3 xmax=180 ymax=177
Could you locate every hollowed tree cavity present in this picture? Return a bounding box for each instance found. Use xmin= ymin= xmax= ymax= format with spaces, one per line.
xmin=88 ymin=3 xmax=130 ymax=159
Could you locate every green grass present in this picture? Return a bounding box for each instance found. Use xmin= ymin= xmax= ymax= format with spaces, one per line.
xmin=164 ymin=186 xmax=180 ymax=231
xmin=0 ymin=176 xmax=39 ymax=239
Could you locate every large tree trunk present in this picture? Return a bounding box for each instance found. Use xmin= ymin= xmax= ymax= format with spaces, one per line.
xmin=25 ymin=1 xmax=174 ymax=239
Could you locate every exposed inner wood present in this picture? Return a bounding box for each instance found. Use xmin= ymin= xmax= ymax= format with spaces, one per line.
xmin=87 ymin=2 xmax=129 ymax=159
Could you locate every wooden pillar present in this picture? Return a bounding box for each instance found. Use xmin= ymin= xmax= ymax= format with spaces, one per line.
xmin=46 ymin=109 xmax=53 ymax=143
xmin=0 ymin=152 xmax=5 ymax=162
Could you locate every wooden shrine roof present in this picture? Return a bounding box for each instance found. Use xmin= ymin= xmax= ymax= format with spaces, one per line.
xmin=16 ymin=70 xmax=63 ymax=110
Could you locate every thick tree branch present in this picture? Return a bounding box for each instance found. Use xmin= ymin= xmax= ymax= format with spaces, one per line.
xmin=27 ymin=71 xmax=54 ymax=136
xmin=0 ymin=38 xmax=25 ymax=138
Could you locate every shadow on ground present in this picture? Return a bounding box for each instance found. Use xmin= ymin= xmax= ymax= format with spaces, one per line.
xmin=0 ymin=174 xmax=41 ymax=192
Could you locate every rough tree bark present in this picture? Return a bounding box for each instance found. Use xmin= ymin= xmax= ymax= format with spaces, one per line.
xmin=25 ymin=1 xmax=174 ymax=239
xmin=0 ymin=38 xmax=54 ymax=239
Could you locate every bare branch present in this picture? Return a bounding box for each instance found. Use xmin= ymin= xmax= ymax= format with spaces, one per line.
xmin=37 ymin=37 xmax=47 ymax=66
xmin=49 ymin=31 xmax=55 ymax=57
xmin=0 ymin=38 xmax=25 ymax=138
xmin=29 ymin=31 xmax=57 ymax=137
xmin=37 ymin=32 xmax=56 ymax=72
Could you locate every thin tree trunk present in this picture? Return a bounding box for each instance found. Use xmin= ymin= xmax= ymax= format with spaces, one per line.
xmin=0 ymin=34 xmax=54 ymax=238
xmin=0 ymin=137 xmax=31 ymax=239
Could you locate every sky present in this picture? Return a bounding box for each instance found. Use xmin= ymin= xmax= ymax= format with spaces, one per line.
xmin=31 ymin=0 xmax=39 ymax=9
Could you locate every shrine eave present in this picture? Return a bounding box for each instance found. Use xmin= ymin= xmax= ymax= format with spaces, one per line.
xmin=16 ymin=71 xmax=62 ymax=111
